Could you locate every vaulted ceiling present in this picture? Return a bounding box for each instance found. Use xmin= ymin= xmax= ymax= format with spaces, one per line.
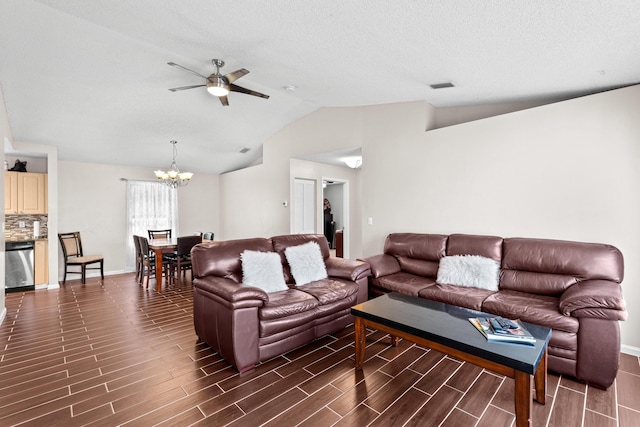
xmin=1 ymin=1 xmax=638 ymax=174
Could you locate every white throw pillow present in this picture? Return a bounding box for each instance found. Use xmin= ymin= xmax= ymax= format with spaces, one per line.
xmin=284 ymin=241 xmax=328 ymax=286
xmin=240 ymin=250 xmax=288 ymax=293
xmin=436 ymin=255 xmax=500 ymax=291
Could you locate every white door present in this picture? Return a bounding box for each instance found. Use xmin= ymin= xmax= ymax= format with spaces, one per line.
xmin=294 ymin=179 xmax=316 ymax=234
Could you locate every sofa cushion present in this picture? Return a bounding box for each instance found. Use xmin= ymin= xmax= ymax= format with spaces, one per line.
xmin=191 ymin=237 xmax=273 ymax=283
xmin=259 ymin=289 xmax=319 ymax=321
xmin=297 ymin=278 xmax=358 ymax=305
xmin=418 ymin=283 xmax=495 ymax=311
xmin=500 ymin=270 xmax=578 ymax=297
xmin=446 ymin=234 xmax=503 ymax=262
xmin=241 ymin=250 xmax=288 ymax=293
xmin=372 ymin=272 xmax=436 ymax=296
xmin=284 ymin=241 xmax=328 ymax=286
xmin=502 ymin=237 xmax=624 ymax=284
xmin=397 ymin=257 xmax=439 ymax=278
xmin=384 ymin=233 xmax=447 ymax=261
xmin=272 ymin=234 xmax=331 ymax=284
xmin=436 ymin=255 xmax=500 ymax=291
xmin=482 ymin=290 xmax=579 ymax=334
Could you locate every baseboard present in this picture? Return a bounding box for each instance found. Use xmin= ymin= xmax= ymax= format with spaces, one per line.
xmin=56 ymin=269 xmax=127 ymax=283
xmin=621 ymin=344 xmax=640 ymax=357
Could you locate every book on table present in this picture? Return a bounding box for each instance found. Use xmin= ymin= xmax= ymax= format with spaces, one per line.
xmin=469 ymin=316 xmax=536 ymax=345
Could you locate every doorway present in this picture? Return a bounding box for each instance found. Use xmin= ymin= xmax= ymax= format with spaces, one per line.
xmin=322 ymin=179 xmax=348 ymax=257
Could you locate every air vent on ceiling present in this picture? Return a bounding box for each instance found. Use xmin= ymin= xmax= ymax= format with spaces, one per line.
xmin=429 ymin=82 xmax=455 ymax=89
xmin=239 ymin=147 xmax=251 ymax=154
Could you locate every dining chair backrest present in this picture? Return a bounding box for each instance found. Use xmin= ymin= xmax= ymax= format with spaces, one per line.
xmin=133 ymin=234 xmax=142 ymax=256
xmin=202 ymin=232 xmax=215 ymax=241
xmin=138 ymin=235 xmax=152 ymax=255
xmin=148 ymin=229 xmax=172 ymax=239
xmin=176 ymin=235 xmax=202 ymax=256
xmin=59 ymin=232 xmax=84 ymax=259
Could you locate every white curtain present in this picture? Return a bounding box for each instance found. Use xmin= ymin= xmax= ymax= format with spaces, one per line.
xmin=125 ymin=180 xmax=178 ymax=271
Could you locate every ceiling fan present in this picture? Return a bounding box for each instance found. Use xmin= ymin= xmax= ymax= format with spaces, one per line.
xmin=168 ymin=59 xmax=269 ymax=106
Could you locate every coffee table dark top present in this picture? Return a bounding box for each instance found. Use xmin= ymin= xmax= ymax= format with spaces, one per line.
xmin=351 ymin=292 xmax=551 ymax=375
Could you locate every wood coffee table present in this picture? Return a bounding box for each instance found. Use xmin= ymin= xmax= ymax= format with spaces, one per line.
xmin=351 ymin=292 xmax=551 ymax=427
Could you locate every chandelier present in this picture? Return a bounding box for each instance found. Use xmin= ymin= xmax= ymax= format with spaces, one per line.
xmin=154 ymin=140 xmax=193 ymax=188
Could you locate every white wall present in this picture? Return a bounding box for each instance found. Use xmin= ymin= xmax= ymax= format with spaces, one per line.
xmin=58 ymin=160 xmax=219 ymax=276
xmin=360 ymin=87 xmax=640 ymax=351
xmin=0 ymin=84 xmax=13 ymax=325
xmin=219 ymin=163 xmax=280 ymax=240
xmin=219 ymin=107 xmax=365 ymax=243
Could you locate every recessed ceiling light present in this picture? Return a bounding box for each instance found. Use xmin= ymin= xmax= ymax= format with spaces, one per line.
xmin=283 ymin=85 xmax=297 ymax=91
xmin=429 ymin=82 xmax=455 ymax=89
xmin=239 ymin=147 xmax=251 ymax=154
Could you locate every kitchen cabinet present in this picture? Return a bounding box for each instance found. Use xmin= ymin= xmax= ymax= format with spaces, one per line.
xmin=4 ymin=171 xmax=47 ymax=214
xmin=4 ymin=171 xmax=18 ymax=214
xmin=34 ymin=239 xmax=48 ymax=285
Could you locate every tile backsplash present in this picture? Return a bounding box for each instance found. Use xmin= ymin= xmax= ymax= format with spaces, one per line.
xmin=5 ymin=214 xmax=48 ymax=239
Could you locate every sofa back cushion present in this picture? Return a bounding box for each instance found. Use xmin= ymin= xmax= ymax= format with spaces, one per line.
xmin=446 ymin=234 xmax=503 ymax=262
xmin=501 ymin=238 xmax=624 ymax=296
xmin=384 ymin=233 xmax=447 ymax=278
xmin=271 ymin=234 xmax=330 ymax=284
xmin=191 ymin=238 xmax=274 ymax=283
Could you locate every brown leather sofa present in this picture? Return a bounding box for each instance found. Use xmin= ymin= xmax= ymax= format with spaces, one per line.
xmin=362 ymin=233 xmax=627 ymax=389
xmin=191 ymin=234 xmax=371 ymax=372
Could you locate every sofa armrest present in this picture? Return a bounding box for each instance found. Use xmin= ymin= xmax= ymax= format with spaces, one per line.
xmin=193 ymin=276 xmax=264 ymax=372
xmin=559 ymin=280 xmax=627 ymax=321
xmin=360 ymin=254 xmax=401 ymax=278
xmin=325 ymin=257 xmax=371 ymax=281
xmin=193 ymin=276 xmax=268 ymax=307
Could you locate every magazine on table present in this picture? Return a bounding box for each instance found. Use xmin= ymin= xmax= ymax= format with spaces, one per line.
xmin=469 ymin=316 xmax=536 ymax=345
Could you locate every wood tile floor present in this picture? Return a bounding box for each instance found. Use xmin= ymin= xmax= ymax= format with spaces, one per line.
xmin=1 ymin=273 xmax=639 ymax=426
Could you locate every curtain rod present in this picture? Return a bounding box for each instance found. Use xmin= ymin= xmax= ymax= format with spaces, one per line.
xmin=120 ymin=178 xmax=159 ymax=183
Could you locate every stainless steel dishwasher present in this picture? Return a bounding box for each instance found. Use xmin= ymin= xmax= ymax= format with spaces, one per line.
xmin=5 ymin=240 xmax=35 ymax=292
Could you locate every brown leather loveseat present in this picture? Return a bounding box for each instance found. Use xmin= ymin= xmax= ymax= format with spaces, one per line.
xmin=191 ymin=234 xmax=371 ymax=372
xmin=362 ymin=233 xmax=627 ymax=389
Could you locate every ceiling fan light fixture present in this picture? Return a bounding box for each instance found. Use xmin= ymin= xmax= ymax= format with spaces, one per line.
xmin=207 ymin=76 xmax=230 ymax=96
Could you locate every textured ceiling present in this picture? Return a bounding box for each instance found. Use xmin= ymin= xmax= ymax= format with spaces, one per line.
xmin=1 ymin=1 xmax=639 ymax=174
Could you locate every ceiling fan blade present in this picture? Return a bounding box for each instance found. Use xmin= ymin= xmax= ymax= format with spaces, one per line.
xmin=219 ymin=95 xmax=229 ymax=106
xmin=168 ymin=84 xmax=206 ymax=92
xmin=224 ymin=68 xmax=249 ymax=83
xmin=167 ymin=62 xmax=208 ymax=79
xmin=230 ymin=84 xmax=270 ymax=99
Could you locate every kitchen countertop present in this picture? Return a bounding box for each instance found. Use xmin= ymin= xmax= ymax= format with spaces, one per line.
xmin=5 ymin=235 xmax=48 ymax=242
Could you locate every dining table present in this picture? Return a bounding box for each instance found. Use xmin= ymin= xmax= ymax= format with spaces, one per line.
xmin=148 ymin=238 xmax=177 ymax=292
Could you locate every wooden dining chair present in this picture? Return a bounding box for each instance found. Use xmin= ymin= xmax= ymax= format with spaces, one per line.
xmin=58 ymin=232 xmax=104 ymax=284
xmin=133 ymin=235 xmax=143 ymax=282
xmin=148 ymin=229 xmax=172 ymax=240
xmin=166 ymin=235 xmax=201 ymax=285
xmin=137 ymin=235 xmax=159 ymax=288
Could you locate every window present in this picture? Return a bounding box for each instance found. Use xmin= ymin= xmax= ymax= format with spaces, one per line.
xmin=125 ymin=180 xmax=178 ymax=271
